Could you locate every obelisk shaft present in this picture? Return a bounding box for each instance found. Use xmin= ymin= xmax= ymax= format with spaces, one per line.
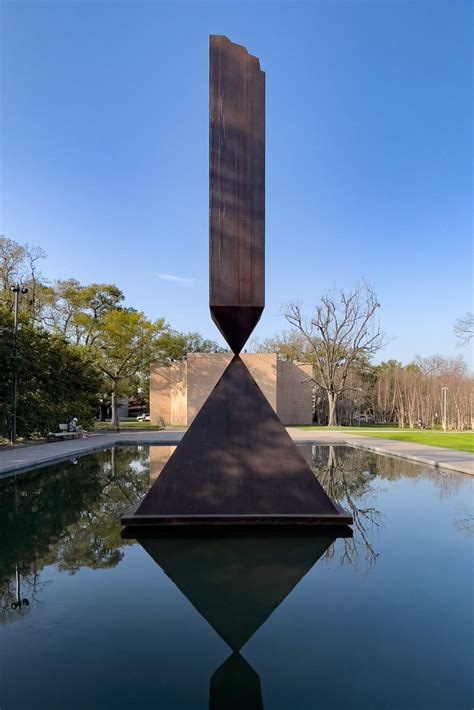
xmin=209 ymin=35 xmax=265 ymax=353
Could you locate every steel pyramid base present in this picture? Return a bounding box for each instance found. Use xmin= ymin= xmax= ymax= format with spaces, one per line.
xmin=122 ymin=357 xmax=352 ymax=527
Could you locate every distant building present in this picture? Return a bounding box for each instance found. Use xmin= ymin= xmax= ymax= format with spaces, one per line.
xmin=150 ymin=352 xmax=313 ymax=427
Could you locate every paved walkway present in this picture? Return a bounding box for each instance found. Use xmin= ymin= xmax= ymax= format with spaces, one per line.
xmin=0 ymin=428 xmax=472 ymax=478
xmin=0 ymin=430 xmax=185 ymax=478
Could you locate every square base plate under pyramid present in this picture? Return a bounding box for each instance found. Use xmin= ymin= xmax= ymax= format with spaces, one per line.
xmin=122 ymin=358 xmax=353 ymax=527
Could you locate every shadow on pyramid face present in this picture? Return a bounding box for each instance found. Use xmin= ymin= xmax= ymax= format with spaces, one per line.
xmin=123 ymin=527 xmax=351 ymax=709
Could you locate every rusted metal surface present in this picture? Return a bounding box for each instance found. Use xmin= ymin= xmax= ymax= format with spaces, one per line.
xmin=209 ymin=305 xmax=264 ymax=355
xmin=209 ymin=35 xmax=265 ymax=353
xmin=122 ymin=37 xmax=353 ymax=529
xmin=122 ymin=357 xmax=353 ymax=525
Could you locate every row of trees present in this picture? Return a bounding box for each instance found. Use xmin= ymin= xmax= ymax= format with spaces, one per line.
xmin=370 ymin=357 xmax=472 ymax=430
xmin=2 ymin=235 xmax=471 ymax=434
xmin=254 ymin=282 xmax=472 ymax=429
xmin=0 ymin=236 xmax=224 ymax=437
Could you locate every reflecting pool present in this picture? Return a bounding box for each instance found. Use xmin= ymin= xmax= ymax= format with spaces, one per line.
xmin=0 ymin=445 xmax=472 ymax=709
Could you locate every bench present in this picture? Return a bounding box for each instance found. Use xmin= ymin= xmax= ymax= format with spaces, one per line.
xmin=47 ymin=432 xmax=81 ymax=442
xmin=47 ymin=423 xmax=81 ymax=442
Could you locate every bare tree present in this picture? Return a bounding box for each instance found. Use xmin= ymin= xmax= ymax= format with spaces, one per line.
xmin=0 ymin=236 xmax=46 ymax=322
xmin=283 ymin=281 xmax=385 ymax=426
xmin=454 ymin=312 xmax=474 ymax=347
xmin=370 ymin=355 xmax=473 ymax=430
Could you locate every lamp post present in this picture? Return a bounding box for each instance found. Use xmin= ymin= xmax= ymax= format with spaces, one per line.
xmin=9 ymin=284 xmax=28 ymax=445
xmin=11 ymin=564 xmax=30 ymax=610
xmin=10 ymin=482 xmax=29 ymax=611
xmin=442 ymin=386 xmax=449 ymax=432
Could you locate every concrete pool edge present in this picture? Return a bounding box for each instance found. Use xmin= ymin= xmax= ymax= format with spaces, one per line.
xmin=0 ymin=428 xmax=472 ymax=478
xmin=0 ymin=431 xmax=185 ymax=479
xmin=288 ymin=429 xmax=474 ymax=476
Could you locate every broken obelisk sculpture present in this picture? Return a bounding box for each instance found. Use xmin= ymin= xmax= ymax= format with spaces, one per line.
xmin=121 ymin=35 xmax=352 ymax=527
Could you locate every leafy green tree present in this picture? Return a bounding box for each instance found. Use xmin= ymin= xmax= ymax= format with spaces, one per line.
xmin=122 ymin=330 xmax=226 ymax=413
xmin=91 ymin=309 xmax=166 ymax=430
xmin=253 ymin=329 xmax=308 ymax=361
xmin=42 ymin=279 xmax=125 ymax=345
xmin=0 ymin=311 xmax=102 ymax=438
xmin=155 ymin=329 xmax=227 ymax=363
xmin=0 ymin=238 xmax=227 ymax=430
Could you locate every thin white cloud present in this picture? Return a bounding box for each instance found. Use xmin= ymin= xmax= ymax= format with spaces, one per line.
xmin=158 ymin=274 xmax=196 ymax=286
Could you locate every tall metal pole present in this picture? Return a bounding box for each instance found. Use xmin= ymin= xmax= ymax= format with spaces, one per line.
xmin=442 ymin=386 xmax=448 ymax=432
xmin=9 ymin=284 xmax=28 ymax=445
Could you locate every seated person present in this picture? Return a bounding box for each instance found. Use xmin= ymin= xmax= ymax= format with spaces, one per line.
xmin=70 ymin=417 xmax=87 ymax=438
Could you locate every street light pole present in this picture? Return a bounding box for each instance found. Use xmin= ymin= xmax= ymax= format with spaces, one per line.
xmin=442 ymin=386 xmax=449 ymax=432
xmin=9 ymin=284 xmax=28 ymax=445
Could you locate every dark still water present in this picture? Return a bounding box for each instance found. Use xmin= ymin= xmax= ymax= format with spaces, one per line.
xmin=0 ymin=445 xmax=472 ymax=710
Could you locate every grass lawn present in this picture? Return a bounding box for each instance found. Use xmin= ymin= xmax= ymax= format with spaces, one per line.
xmin=94 ymin=420 xmax=184 ymax=431
xmin=298 ymin=426 xmax=474 ymax=453
xmin=94 ymin=420 xmax=164 ymax=431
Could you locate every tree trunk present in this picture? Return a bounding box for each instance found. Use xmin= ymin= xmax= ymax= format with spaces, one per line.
xmin=111 ymin=380 xmax=120 ymax=433
xmin=327 ymin=391 xmax=338 ymax=426
xmin=99 ymin=402 xmax=108 ymax=422
xmin=111 ymin=446 xmax=116 ymax=479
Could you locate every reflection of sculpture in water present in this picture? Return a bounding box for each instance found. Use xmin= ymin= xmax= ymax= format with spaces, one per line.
xmin=127 ymin=528 xmax=351 ymax=708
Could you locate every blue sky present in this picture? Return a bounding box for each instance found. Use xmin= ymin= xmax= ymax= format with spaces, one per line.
xmin=1 ymin=0 xmax=472 ymax=365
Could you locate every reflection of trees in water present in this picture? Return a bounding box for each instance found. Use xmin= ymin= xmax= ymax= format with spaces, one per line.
xmin=454 ymin=513 xmax=474 ymax=536
xmin=2 ymin=443 xmax=468 ymax=622
xmin=310 ymin=445 xmax=382 ymax=571
xmin=360 ymin=450 xmax=465 ymax=500
xmin=310 ymin=444 xmax=469 ymax=571
xmin=0 ymin=446 xmax=150 ymax=624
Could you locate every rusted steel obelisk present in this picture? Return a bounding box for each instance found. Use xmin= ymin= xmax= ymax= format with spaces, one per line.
xmin=121 ymin=36 xmax=352 ymax=527
xmin=209 ymin=36 xmax=265 ymax=353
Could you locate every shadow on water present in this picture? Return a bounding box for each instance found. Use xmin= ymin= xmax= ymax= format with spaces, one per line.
xmin=123 ymin=526 xmax=352 ymax=709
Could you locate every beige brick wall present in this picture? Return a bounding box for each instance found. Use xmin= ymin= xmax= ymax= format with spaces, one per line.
xmin=277 ymin=360 xmax=313 ymax=425
xmin=186 ymin=352 xmax=278 ymax=425
xmin=187 ymin=353 xmax=232 ymax=425
xmin=242 ymin=353 xmax=277 ymax=411
xmin=150 ymin=361 xmax=187 ymax=426
xmin=150 ymin=354 xmax=312 ymax=427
